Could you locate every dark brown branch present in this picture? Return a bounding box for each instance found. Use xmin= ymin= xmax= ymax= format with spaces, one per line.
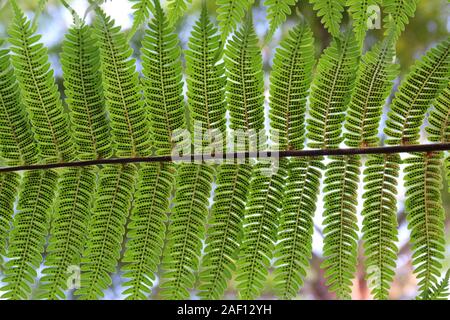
xmin=2 ymin=143 xmax=450 ymax=173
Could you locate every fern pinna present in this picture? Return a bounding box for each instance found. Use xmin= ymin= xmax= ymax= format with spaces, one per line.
xmin=0 ymin=0 xmax=450 ymax=301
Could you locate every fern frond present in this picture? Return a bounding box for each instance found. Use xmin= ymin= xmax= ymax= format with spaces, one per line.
xmin=185 ymin=5 xmax=227 ymax=153
xmin=426 ymin=83 xmax=450 ymax=144
xmin=264 ymin=0 xmax=298 ymax=42
xmin=121 ymin=163 xmax=175 ymax=300
xmin=0 ymin=45 xmax=38 ymax=166
xmin=382 ymin=0 xmax=419 ymax=38
xmin=362 ymin=154 xmax=400 ymax=299
xmin=38 ymin=167 xmax=96 ymax=299
xmin=309 ymin=0 xmax=345 ymax=37
xmin=1 ymin=170 xmax=58 ymax=299
xmin=198 ymin=164 xmax=252 ymax=299
xmin=160 ymin=164 xmax=214 ymax=299
xmin=225 ymin=13 xmax=266 ymax=151
xmin=142 ymin=1 xmax=186 ymax=156
xmin=236 ymin=161 xmax=287 ymax=299
xmin=0 ymin=172 xmax=20 ymax=262
xmin=404 ymin=152 xmax=446 ymax=298
xmin=167 ymin=0 xmax=192 ymax=26
xmin=346 ymin=0 xmax=378 ymax=46
xmin=269 ymin=22 xmax=315 ymax=152
xmin=128 ymin=0 xmax=153 ymax=40
xmin=274 ymin=158 xmax=323 ymax=299
xmin=76 ymin=164 xmax=136 ymax=299
xmin=385 ymin=38 xmax=450 ymax=146
xmin=216 ymin=0 xmax=254 ymax=43
xmin=421 ymin=269 xmax=450 ymax=300
xmin=61 ymin=23 xmax=112 ymax=160
xmin=94 ymin=11 xmax=151 ymax=157
xmin=307 ymin=31 xmax=360 ymax=149
xmin=8 ymin=6 xmax=74 ymax=163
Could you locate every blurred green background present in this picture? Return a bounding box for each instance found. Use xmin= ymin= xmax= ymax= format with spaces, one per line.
xmin=0 ymin=0 xmax=449 ymax=300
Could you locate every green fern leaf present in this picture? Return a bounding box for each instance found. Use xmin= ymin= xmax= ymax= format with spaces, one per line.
xmin=267 ymin=22 xmax=319 ymax=299
xmin=0 ymin=43 xmax=38 ymax=166
xmin=1 ymin=170 xmax=58 ymax=299
xmin=160 ymin=164 xmax=214 ymax=299
xmin=385 ymin=38 xmax=450 ymax=146
xmin=421 ymin=269 xmax=450 ymax=300
xmin=94 ymin=10 xmax=152 ymax=157
xmin=61 ymin=23 xmax=112 ymax=160
xmin=8 ymin=4 xmax=74 ymax=163
xmin=0 ymin=172 xmax=20 ymax=263
xmin=225 ymin=13 xmax=265 ymax=151
xmin=76 ymin=164 xmax=136 ymax=299
xmin=307 ymin=31 xmax=360 ymax=150
xmin=38 ymin=167 xmax=96 ymax=299
xmin=141 ymin=1 xmax=186 ymax=156
xmin=264 ymin=0 xmax=298 ymax=42
xmin=274 ymin=158 xmax=322 ymax=299
xmin=185 ymin=5 xmax=227 ymax=153
xmin=347 ymin=0 xmax=378 ymax=46
xmin=216 ymin=0 xmax=254 ymax=43
xmin=198 ymin=164 xmax=252 ymax=299
xmin=426 ymin=83 xmax=450 ymax=144
xmin=167 ymin=0 xmax=192 ymax=26
xmin=128 ymin=0 xmax=153 ymax=40
xmin=382 ymin=0 xmax=419 ymax=38
xmin=309 ymin=0 xmax=345 ymax=37
xmin=121 ymin=163 xmax=175 ymax=299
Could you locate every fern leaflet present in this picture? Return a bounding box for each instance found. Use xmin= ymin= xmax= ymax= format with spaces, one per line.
xmin=383 ymin=0 xmax=420 ymax=38
xmin=309 ymin=0 xmax=345 ymax=37
xmin=264 ymin=0 xmax=298 ymax=42
xmin=216 ymin=0 xmax=254 ymax=43
xmin=167 ymin=0 xmax=192 ymax=26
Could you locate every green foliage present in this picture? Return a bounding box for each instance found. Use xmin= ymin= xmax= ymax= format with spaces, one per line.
xmin=0 ymin=44 xmax=37 ymax=166
xmin=309 ymin=0 xmax=345 ymax=37
xmin=423 ymin=269 xmax=450 ymax=300
xmin=225 ymin=13 xmax=265 ymax=151
xmin=94 ymin=10 xmax=151 ymax=158
xmin=264 ymin=0 xmax=298 ymax=42
xmin=216 ymin=0 xmax=254 ymax=43
xmin=385 ymin=37 xmax=450 ymax=146
xmin=167 ymin=0 xmax=192 ymax=26
xmin=8 ymin=4 xmax=74 ymax=163
xmin=61 ymin=23 xmax=112 ymax=160
xmin=346 ymin=0 xmax=378 ymax=46
xmin=383 ymin=0 xmax=420 ymax=38
xmin=185 ymin=5 xmax=226 ymax=152
xmin=160 ymin=164 xmax=214 ymax=299
xmin=128 ymin=0 xmax=153 ymax=39
xmin=307 ymin=31 xmax=360 ymax=150
xmin=198 ymin=164 xmax=252 ymax=299
xmin=141 ymin=0 xmax=186 ymax=156
xmin=2 ymin=170 xmax=58 ymax=299
xmin=122 ymin=163 xmax=175 ymax=299
xmin=0 ymin=172 xmax=19 ymax=262
xmin=76 ymin=164 xmax=136 ymax=299
xmin=39 ymin=167 xmax=96 ymax=299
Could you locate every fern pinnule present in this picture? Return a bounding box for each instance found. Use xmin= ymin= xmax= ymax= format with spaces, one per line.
xmin=141 ymin=1 xmax=186 ymax=156
xmin=307 ymin=31 xmax=360 ymax=150
xmin=383 ymin=0 xmax=419 ymax=38
xmin=385 ymin=37 xmax=450 ymax=146
xmin=198 ymin=164 xmax=252 ymax=299
xmin=39 ymin=167 xmax=97 ymax=300
xmin=0 ymin=172 xmax=19 ymax=263
xmin=274 ymin=158 xmax=322 ymax=299
xmin=160 ymin=164 xmax=214 ymax=299
xmin=185 ymin=5 xmax=226 ymax=153
xmin=128 ymin=0 xmax=153 ymax=40
xmin=167 ymin=0 xmax=192 ymax=26
xmin=94 ymin=10 xmax=151 ymax=158
xmin=264 ymin=0 xmax=298 ymax=42
xmin=61 ymin=23 xmax=112 ymax=160
xmin=225 ymin=13 xmax=266 ymax=152
xmin=1 ymin=170 xmax=58 ymax=299
xmin=122 ymin=163 xmax=176 ymax=300
xmin=76 ymin=164 xmax=136 ymax=299
xmin=422 ymin=269 xmax=450 ymax=300
xmin=0 ymin=45 xmax=37 ymax=166
xmin=268 ymin=22 xmax=319 ymax=299
xmin=8 ymin=4 xmax=74 ymax=163
xmin=309 ymin=0 xmax=345 ymax=38
xmin=347 ymin=0 xmax=378 ymax=47
xmin=216 ymin=0 xmax=254 ymax=43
